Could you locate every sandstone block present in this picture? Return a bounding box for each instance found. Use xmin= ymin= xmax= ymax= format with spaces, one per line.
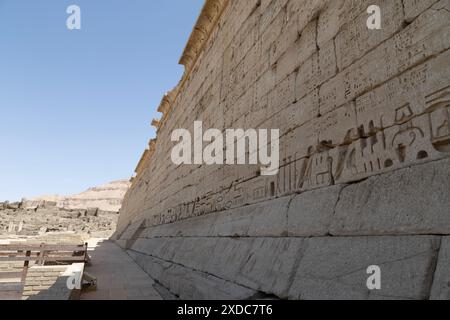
xmin=128 ymin=251 xmax=257 ymax=300
xmin=234 ymin=238 xmax=306 ymax=298
xmin=86 ymin=208 xmax=99 ymax=217
xmin=213 ymin=197 xmax=290 ymax=237
xmin=317 ymin=0 xmax=344 ymax=47
xmin=288 ymin=236 xmax=441 ymax=300
xmin=131 ymin=237 xmax=307 ymax=299
xmin=430 ymin=237 xmax=450 ymax=300
xmin=288 ymin=185 xmax=344 ymax=237
xmin=403 ymin=0 xmax=440 ymax=22
xmin=140 ymin=196 xmax=291 ymax=239
xmin=260 ymin=0 xmax=288 ymax=34
xmin=331 ymin=158 xmax=450 ymax=236
xmin=274 ymin=19 xmax=317 ymax=84
xmin=287 ymin=0 xmax=327 ymax=32
xmin=295 ymin=39 xmax=337 ymax=102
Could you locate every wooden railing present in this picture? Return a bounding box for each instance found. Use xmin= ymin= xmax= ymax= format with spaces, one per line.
xmin=0 ymin=243 xmax=88 ymax=299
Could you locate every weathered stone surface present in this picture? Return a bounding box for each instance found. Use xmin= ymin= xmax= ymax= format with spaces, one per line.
xmin=129 ymin=235 xmax=442 ymax=300
xmin=211 ymin=197 xmax=290 ymax=237
xmin=86 ymin=208 xmax=99 ymax=217
xmin=130 ymin=237 xmax=307 ymax=298
xmin=288 ymin=185 xmax=344 ymax=236
xmin=335 ymin=0 xmax=404 ymax=70
xmin=288 ymin=236 xmax=441 ymax=300
xmin=430 ymin=237 xmax=450 ymax=300
xmin=331 ymin=158 xmax=450 ymax=236
xmin=115 ymin=0 xmax=450 ymax=300
xmin=403 ymin=0 xmax=440 ymax=22
xmin=135 ymin=197 xmax=292 ymax=239
xmin=128 ymin=251 xmax=257 ymax=300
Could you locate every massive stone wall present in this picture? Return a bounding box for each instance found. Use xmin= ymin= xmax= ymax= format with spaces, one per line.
xmin=116 ymin=0 xmax=450 ymax=300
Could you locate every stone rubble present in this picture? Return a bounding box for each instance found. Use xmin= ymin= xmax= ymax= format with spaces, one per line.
xmin=0 ymin=200 xmax=119 ymax=238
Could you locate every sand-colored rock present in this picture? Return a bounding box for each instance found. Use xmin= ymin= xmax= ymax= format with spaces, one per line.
xmin=29 ymin=180 xmax=130 ymax=212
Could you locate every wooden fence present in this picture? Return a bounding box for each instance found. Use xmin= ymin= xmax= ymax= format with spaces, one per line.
xmin=0 ymin=243 xmax=88 ymax=299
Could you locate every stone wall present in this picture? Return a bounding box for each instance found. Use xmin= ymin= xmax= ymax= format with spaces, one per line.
xmin=116 ymin=0 xmax=450 ymax=300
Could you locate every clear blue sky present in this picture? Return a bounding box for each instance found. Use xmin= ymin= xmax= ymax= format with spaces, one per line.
xmin=0 ymin=0 xmax=204 ymax=201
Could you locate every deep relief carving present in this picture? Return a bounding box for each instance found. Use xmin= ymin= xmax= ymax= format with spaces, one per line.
xmin=147 ymin=81 xmax=450 ymax=228
xmin=157 ymin=90 xmax=176 ymax=116
xmin=426 ymin=85 xmax=450 ymax=153
xmin=120 ymin=2 xmax=450 ymax=233
xmin=151 ymin=119 xmax=161 ymax=130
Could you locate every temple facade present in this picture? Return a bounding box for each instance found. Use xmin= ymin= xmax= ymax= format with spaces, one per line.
xmin=115 ymin=0 xmax=450 ymax=300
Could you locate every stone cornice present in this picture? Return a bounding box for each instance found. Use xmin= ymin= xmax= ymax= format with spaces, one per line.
xmin=149 ymin=139 xmax=157 ymax=151
xmin=158 ymin=0 xmax=229 ymax=123
xmin=179 ymin=0 xmax=230 ymax=74
xmin=157 ymin=90 xmax=176 ymax=116
xmin=151 ymin=119 xmax=161 ymax=130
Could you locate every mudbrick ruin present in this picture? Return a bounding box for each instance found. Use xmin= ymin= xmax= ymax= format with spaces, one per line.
xmin=113 ymin=0 xmax=450 ymax=300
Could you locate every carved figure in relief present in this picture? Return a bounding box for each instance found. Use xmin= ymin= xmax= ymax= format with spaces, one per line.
xmin=395 ymin=104 xmax=414 ymax=125
xmin=149 ymin=83 xmax=450 ymax=227
xmin=426 ymin=85 xmax=450 ymax=153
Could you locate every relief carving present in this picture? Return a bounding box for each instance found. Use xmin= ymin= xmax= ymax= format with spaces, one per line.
xmin=426 ymin=85 xmax=450 ymax=153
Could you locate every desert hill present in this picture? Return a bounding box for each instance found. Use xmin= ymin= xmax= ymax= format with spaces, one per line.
xmin=28 ymin=180 xmax=130 ymax=212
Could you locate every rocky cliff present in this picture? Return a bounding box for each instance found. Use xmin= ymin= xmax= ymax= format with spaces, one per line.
xmin=115 ymin=0 xmax=450 ymax=300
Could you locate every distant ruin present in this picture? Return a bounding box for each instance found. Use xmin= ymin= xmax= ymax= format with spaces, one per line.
xmin=0 ymin=180 xmax=130 ymax=239
xmin=115 ymin=0 xmax=450 ymax=300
